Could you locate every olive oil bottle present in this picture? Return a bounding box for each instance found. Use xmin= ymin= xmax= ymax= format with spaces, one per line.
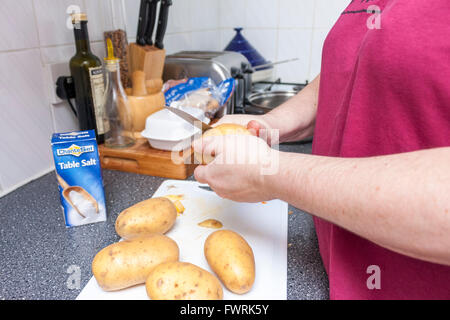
xmin=69 ymin=13 xmax=105 ymax=143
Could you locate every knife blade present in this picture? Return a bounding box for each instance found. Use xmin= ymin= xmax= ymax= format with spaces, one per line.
xmin=166 ymin=106 xmax=213 ymax=133
xmin=144 ymin=0 xmax=159 ymax=46
xmin=136 ymin=0 xmax=150 ymax=46
xmin=198 ymin=185 xmax=214 ymax=192
xmin=154 ymin=0 xmax=172 ymax=49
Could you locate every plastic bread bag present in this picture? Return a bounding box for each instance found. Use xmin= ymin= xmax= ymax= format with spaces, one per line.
xmin=164 ymin=77 xmax=235 ymax=119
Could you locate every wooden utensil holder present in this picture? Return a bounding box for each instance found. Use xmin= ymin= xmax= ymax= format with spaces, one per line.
xmin=128 ymin=43 xmax=166 ymax=80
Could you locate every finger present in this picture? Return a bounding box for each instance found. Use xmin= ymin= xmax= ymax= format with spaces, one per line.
xmin=247 ymin=120 xmax=265 ymax=137
xmin=194 ymin=165 xmax=208 ymax=184
xmin=192 ymin=137 xmax=204 ymax=153
xmin=193 ymin=136 xmax=226 ymax=159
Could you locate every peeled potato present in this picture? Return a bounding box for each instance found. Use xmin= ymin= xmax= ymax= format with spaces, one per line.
xmin=194 ymin=123 xmax=252 ymax=165
xmin=115 ymin=197 xmax=177 ymax=239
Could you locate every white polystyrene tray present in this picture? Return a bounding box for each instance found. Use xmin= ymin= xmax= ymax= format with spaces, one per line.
xmin=77 ymin=180 xmax=288 ymax=300
xmin=141 ymin=108 xmax=210 ymax=151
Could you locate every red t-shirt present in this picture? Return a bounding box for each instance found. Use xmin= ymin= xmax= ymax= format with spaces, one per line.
xmin=312 ymin=0 xmax=450 ymax=299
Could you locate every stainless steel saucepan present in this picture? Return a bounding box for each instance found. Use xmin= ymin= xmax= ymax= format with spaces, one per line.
xmin=246 ymin=90 xmax=297 ymax=113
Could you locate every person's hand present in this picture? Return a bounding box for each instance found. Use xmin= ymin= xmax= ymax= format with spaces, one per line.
xmin=193 ymin=134 xmax=279 ymax=203
xmin=214 ymin=114 xmax=279 ymax=145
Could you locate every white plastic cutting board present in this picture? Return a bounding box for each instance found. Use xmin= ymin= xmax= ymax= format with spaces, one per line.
xmin=77 ymin=180 xmax=288 ymax=300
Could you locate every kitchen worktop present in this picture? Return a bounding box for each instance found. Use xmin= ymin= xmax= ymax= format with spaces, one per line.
xmin=0 ymin=141 xmax=329 ymax=300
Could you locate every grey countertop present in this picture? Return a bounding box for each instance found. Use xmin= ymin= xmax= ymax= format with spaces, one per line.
xmin=0 ymin=142 xmax=329 ymax=300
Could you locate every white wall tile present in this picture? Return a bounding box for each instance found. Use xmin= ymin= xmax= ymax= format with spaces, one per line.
xmin=0 ymin=0 xmax=39 ymax=51
xmin=0 ymin=49 xmax=54 ymax=191
xmin=166 ymin=0 xmax=190 ymax=34
xmin=246 ymin=0 xmax=279 ymax=29
xmin=276 ymin=29 xmax=313 ymax=83
xmin=278 ymin=0 xmax=315 ymax=29
xmin=164 ymin=33 xmax=192 ymax=55
xmin=40 ymin=41 xmax=104 ymax=65
xmin=314 ymin=0 xmax=350 ymax=30
xmin=40 ymin=44 xmax=75 ymax=64
xmin=241 ymin=28 xmax=278 ymax=63
xmin=52 ymin=102 xmax=79 ymax=133
xmin=219 ymin=0 xmax=246 ymax=29
xmin=84 ymin=0 xmax=108 ymax=42
xmin=123 ymin=0 xmax=141 ymax=38
xmin=90 ymin=41 xmax=106 ymax=60
xmin=33 ymin=0 xmax=86 ymax=46
xmin=190 ymin=0 xmax=219 ymax=31
xmin=190 ymin=30 xmax=221 ymax=52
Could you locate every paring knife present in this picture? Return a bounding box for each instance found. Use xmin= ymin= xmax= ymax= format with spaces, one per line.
xmin=144 ymin=0 xmax=159 ymax=46
xmin=166 ymin=106 xmax=213 ymax=133
xmin=198 ymin=185 xmax=214 ymax=192
xmin=155 ymin=0 xmax=173 ymax=49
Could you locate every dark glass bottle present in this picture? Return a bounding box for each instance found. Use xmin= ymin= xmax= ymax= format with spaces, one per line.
xmin=69 ymin=13 xmax=105 ymax=143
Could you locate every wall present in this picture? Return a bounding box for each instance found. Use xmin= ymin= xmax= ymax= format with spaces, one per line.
xmin=218 ymin=0 xmax=350 ymax=83
xmin=0 ymin=0 xmax=349 ymax=197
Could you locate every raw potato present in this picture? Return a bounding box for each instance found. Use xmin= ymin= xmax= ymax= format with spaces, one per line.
xmin=115 ymin=197 xmax=177 ymax=239
xmin=198 ymin=219 xmax=223 ymax=229
xmin=92 ymin=235 xmax=179 ymax=291
xmin=204 ymin=230 xmax=255 ymax=294
xmin=146 ymin=262 xmax=223 ymax=300
xmin=194 ymin=123 xmax=252 ymax=165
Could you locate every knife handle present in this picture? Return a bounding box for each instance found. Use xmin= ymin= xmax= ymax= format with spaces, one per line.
xmin=144 ymin=0 xmax=159 ymax=46
xmin=136 ymin=0 xmax=149 ymax=46
xmin=155 ymin=0 xmax=172 ymax=49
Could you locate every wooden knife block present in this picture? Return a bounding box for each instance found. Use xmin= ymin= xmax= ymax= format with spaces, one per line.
xmin=129 ymin=43 xmax=166 ymax=80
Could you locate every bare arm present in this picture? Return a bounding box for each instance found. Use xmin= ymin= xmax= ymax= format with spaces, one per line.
xmin=266 ymin=147 xmax=450 ymax=266
xmin=264 ymin=75 xmax=320 ymax=142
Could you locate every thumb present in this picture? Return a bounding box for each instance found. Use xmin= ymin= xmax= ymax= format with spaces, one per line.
xmin=194 ymin=165 xmax=208 ymax=183
xmin=247 ymin=120 xmax=267 ymax=137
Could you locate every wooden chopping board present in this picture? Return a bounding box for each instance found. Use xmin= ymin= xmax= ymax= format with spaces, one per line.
xmin=77 ymin=180 xmax=288 ymax=300
xmin=98 ymin=138 xmax=197 ymax=180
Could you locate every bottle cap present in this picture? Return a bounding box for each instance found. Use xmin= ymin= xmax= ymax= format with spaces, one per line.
xmin=104 ymin=38 xmax=120 ymax=65
xmin=71 ymin=13 xmax=88 ymax=23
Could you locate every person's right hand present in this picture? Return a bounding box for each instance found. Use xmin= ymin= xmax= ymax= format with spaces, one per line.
xmin=215 ymin=114 xmax=278 ymax=145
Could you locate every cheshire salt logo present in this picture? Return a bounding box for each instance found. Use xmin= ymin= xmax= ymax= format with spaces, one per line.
xmin=57 ymin=144 xmax=95 ymax=157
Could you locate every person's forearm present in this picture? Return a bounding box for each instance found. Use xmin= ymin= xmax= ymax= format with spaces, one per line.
xmin=263 ymin=75 xmax=320 ymax=143
xmin=265 ymin=147 xmax=450 ymax=265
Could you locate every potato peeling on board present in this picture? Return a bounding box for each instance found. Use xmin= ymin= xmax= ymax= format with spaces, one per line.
xmin=164 ymin=195 xmax=185 ymax=214
xmin=198 ymin=219 xmax=223 ymax=229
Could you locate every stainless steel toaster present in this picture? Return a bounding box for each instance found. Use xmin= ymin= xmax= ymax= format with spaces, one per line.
xmin=163 ymin=51 xmax=253 ymax=116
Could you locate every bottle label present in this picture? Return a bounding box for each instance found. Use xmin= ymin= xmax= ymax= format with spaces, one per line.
xmin=88 ymin=67 xmax=107 ymax=134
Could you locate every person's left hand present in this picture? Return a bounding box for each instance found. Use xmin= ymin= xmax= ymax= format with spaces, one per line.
xmin=192 ymin=134 xmax=279 ymax=203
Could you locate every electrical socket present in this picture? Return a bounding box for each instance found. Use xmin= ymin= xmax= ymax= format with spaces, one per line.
xmin=44 ymin=62 xmax=71 ymax=105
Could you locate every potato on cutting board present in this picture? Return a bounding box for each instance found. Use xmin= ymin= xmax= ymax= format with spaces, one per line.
xmin=92 ymin=234 xmax=179 ymax=291
xmin=194 ymin=123 xmax=252 ymax=165
xmin=204 ymin=230 xmax=255 ymax=294
xmin=115 ymin=197 xmax=177 ymax=239
xmin=146 ymin=262 xmax=223 ymax=300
